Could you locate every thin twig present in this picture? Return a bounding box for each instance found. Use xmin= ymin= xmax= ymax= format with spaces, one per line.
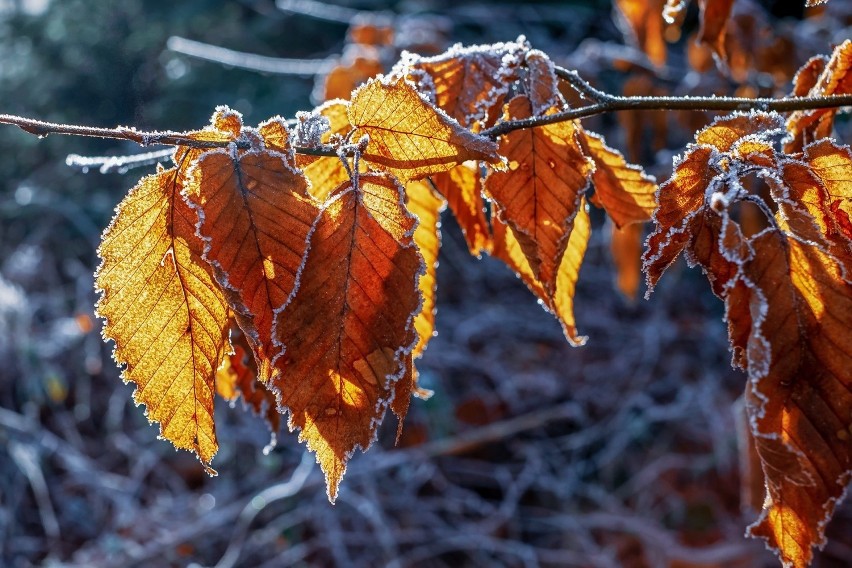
xmin=66 ymin=148 xmax=175 ymax=173
xmin=167 ymin=36 xmax=334 ymax=76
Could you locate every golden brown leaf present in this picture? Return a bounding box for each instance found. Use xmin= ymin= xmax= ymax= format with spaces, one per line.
xmin=580 ymin=129 xmax=658 ymax=227
xmin=272 ymin=172 xmax=422 ymax=500
xmin=430 ymin=163 xmax=492 ymax=256
xmin=493 ymin=198 xmax=591 ymax=345
xmin=725 ymin=227 xmax=852 ymax=568
xmin=697 ymin=0 xmax=735 ymax=62
xmin=184 ymin=122 xmax=319 ymax=383
xmin=610 ymin=221 xmax=644 ymax=302
xmin=318 ymin=44 xmax=385 ymax=102
xmin=615 ymin=0 xmax=667 ymax=67
xmin=485 ymin=95 xmax=593 ymax=296
xmin=405 ymin=180 xmax=446 ymax=358
xmin=215 ymin=323 xmax=280 ymax=435
xmin=404 ymin=41 xmax=523 ymax=127
xmin=524 ymin=50 xmax=563 ymax=116
xmin=96 ymin=165 xmax=229 ymax=471
xmin=349 ymin=77 xmax=500 ymax=182
xmin=786 ymin=40 xmax=852 ymax=153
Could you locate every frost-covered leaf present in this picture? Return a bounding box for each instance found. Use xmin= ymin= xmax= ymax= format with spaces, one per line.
xmin=493 ymin=198 xmax=591 ymax=345
xmin=580 ymin=129 xmax=658 ymax=228
xmin=96 ymin=164 xmax=229 ymax=471
xmin=272 ymin=172 xmax=421 ymax=501
xmin=184 ymin=115 xmax=318 ymax=382
xmin=786 ymin=40 xmax=852 ymax=153
xmin=485 ymin=95 xmax=592 ymax=296
xmin=299 ymin=100 xmax=356 ymax=203
xmin=523 ymin=50 xmax=563 ymax=116
xmin=430 ymin=163 xmax=492 ymax=256
xmin=400 ymin=40 xmax=524 ymax=128
xmin=349 ymin=76 xmax=500 ymax=181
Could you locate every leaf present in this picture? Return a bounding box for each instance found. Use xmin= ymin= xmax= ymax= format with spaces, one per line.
xmin=485 ymin=95 xmax=593 ymax=296
xmin=580 ymin=129 xmax=658 ymax=227
xmin=272 ymin=172 xmax=422 ymax=501
xmin=727 ymin=226 xmax=852 ymax=568
xmin=493 ymin=198 xmax=591 ymax=345
xmin=696 ymin=0 xmax=735 ymax=62
xmin=430 ymin=163 xmax=492 ymax=256
xmin=405 ymin=180 xmax=446 ymax=358
xmin=643 ymin=112 xmax=783 ymax=291
xmin=786 ymin=40 xmax=852 ymax=153
xmin=317 ymin=45 xmax=385 ymax=102
xmin=215 ymin=322 xmax=280 ymax=436
xmin=615 ymin=0 xmax=667 ymax=67
xmin=96 ymin=164 xmax=229 ymax=471
xmin=184 ymin=118 xmax=319 ymax=383
xmin=349 ymin=76 xmax=500 ymax=182
xmin=523 ymin=50 xmax=563 ymax=116
xmin=402 ymin=40 xmax=524 ymax=128
xmin=610 ymin=220 xmax=644 ymax=302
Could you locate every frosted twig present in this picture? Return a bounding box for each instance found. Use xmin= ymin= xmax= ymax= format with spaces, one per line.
xmin=66 ymin=148 xmax=174 ymax=174
xmin=275 ymin=0 xmax=366 ymax=23
xmin=167 ymin=36 xmax=334 ymax=76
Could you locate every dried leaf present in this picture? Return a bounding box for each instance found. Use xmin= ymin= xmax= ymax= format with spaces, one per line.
xmin=580 ymin=129 xmax=658 ymax=227
xmin=184 ymin=119 xmax=319 ymax=382
xmin=731 ymin=228 xmax=852 ymax=568
xmin=405 ymin=180 xmax=446 ymax=359
xmin=96 ymin=165 xmax=229 ymax=471
xmin=697 ymin=0 xmax=735 ymax=62
xmin=485 ymin=95 xmax=592 ymax=296
xmin=524 ymin=50 xmax=563 ymax=116
xmin=786 ymin=40 xmax=852 ymax=153
xmin=430 ymin=163 xmax=492 ymax=256
xmin=300 ymin=100 xmax=356 ymax=203
xmin=615 ymin=0 xmax=667 ymax=67
xmin=403 ymin=40 xmax=523 ymax=127
xmin=610 ymin=220 xmax=644 ymax=301
xmin=216 ymin=323 xmax=280 ymax=435
xmin=272 ymin=172 xmax=422 ymax=500
xmin=493 ymin=198 xmax=591 ymax=345
xmin=349 ymin=76 xmax=500 ymax=182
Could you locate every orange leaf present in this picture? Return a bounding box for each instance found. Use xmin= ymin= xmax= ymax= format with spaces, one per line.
xmin=402 ymin=40 xmax=524 ymax=127
xmin=580 ymin=129 xmax=658 ymax=227
xmin=349 ymin=76 xmax=500 ymax=182
xmin=523 ymin=50 xmax=563 ymax=116
xmin=726 ymin=227 xmax=852 ymax=568
xmin=272 ymin=172 xmax=422 ymax=500
xmin=610 ymin=220 xmax=644 ymax=302
xmin=485 ymin=95 xmax=593 ymax=296
xmin=184 ymin=117 xmax=319 ymax=382
xmin=786 ymin=40 xmax=852 ymax=153
xmin=644 ymin=112 xmax=783 ymax=291
xmin=430 ymin=163 xmax=492 ymax=256
xmin=696 ymin=0 xmax=735 ymax=62
xmin=215 ymin=323 xmax=280 ymax=436
xmin=493 ymin=198 xmax=591 ymax=345
xmin=405 ymin=180 xmax=446 ymax=359
xmin=96 ymin=165 xmax=229 ymax=471
xmin=615 ymin=0 xmax=667 ymax=67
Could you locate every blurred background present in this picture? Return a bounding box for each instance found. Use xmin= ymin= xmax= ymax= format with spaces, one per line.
xmin=0 ymin=0 xmax=851 ymax=566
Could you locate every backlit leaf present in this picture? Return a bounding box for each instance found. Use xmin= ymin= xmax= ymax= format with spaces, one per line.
xmin=272 ymin=172 xmax=422 ymax=500
xmin=615 ymin=0 xmax=667 ymax=67
xmin=697 ymin=0 xmax=735 ymax=62
xmin=349 ymin=76 xmax=500 ymax=181
xmin=299 ymin=100 xmax=356 ymax=203
xmin=580 ymin=129 xmax=658 ymax=227
xmin=402 ymin=40 xmax=524 ymax=128
xmin=485 ymin=95 xmax=592 ymax=296
xmin=610 ymin=220 xmax=644 ymax=302
xmin=430 ymin=163 xmax=492 ymax=256
xmin=493 ymin=198 xmax=591 ymax=345
xmin=96 ymin=165 xmax=229 ymax=471
xmin=184 ymin=118 xmax=319 ymax=382
xmin=786 ymin=40 xmax=852 ymax=153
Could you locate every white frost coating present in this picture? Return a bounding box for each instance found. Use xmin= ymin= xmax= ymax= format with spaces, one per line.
xmin=292 ymin=109 xmax=330 ymax=148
